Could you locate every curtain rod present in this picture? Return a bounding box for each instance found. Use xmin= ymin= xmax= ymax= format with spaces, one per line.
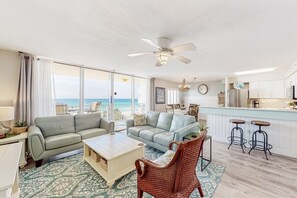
xmin=20 ymin=53 xmax=151 ymax=79
xmin=52 ymin=61 xmax=150 ymax=80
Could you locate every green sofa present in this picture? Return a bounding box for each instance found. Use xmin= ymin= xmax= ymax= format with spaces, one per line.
xmin=126 ymin=111 xmax=198 ymax=152
xmin=28 ymin=113 xmax=114 ymax=167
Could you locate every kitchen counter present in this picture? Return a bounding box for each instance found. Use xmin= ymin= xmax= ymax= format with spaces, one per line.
xmin=200 ymin=106 xmax=297 ymax=121
xmin=200 ymin=106 xmax=297 ymax=158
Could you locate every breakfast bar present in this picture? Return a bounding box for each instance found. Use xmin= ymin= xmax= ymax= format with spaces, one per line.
xmin=200 ymin=107 xmax=297 ymax=158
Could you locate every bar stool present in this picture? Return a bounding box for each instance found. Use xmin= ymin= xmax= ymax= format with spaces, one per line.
xmin=248 ymin=120 xmax=272 ymax=160
xmin=228 ymin=119 xmax=247 ymax=153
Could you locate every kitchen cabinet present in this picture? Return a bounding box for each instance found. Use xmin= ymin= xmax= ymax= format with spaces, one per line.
xmin=294 ymin=73 xmax=297 ymax=96
xmin=249 ymin=80 xmax=285 ymax=99
xmin=270 ymin=80 xmax=285 ymax=98
xmin=285 ymin=74 xmax=296 ymax=98
xmin=249 ymin=82 xmax=259 ymax=98
xmin=258 ymin=81 xmax=270 ymax=98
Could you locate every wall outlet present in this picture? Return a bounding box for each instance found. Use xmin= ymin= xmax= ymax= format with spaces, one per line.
xmin=248 ymin=129 xmax=251 ymax=134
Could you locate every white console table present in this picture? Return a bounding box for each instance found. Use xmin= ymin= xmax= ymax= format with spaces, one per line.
xmin=0 ymin=142 xmax=22 ymax=198
xmin=0 ymin=133 xmax=28 ymax=168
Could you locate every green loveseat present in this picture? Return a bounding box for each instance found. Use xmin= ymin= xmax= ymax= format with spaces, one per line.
xmin=28 ymin=113 xmax=114 ymax=167
xmin=126 ymin=111 xmax=198 ymax=152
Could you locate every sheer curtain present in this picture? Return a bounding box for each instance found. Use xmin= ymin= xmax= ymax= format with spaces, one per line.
xmin=32 ymin=58 xmax=56 ymax=119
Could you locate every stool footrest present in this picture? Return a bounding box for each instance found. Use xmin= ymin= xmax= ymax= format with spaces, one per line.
xmin=227 ymin=136 xmax=247 ymax=145
xmin=248 ymin=140 xmax=273 ymax=150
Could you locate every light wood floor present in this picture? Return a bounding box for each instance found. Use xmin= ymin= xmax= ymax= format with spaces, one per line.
xmin=211 ymin=141 xmax=297 ymax=198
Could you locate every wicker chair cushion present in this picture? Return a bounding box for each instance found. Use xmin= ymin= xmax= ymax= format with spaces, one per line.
xmin=133 ymin=114 xmax=147 ymax=126
xmin=153 ymin=150 xmax=175 ymax=166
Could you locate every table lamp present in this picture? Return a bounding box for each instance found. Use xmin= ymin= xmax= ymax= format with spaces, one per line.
xmin=0 ymin=106 xmax=14 ymax=137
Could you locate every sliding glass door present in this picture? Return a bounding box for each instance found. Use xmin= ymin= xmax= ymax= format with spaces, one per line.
xmin=113 ymin=74 xmax=132 ymax=121
xmin=52 ymin=63 xmax=149 ymax=121
xmin=53 ymin=63 xmax=80 ymax=115
xmin=84 ymin=69 xmax=110 ymax=119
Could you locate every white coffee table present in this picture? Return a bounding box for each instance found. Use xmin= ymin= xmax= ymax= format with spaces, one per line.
xmin=83 ymin=133 xmax=145 ymax=187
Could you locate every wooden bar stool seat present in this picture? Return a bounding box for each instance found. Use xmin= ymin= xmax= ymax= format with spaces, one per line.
xmin=251 ymin=120 xmax=270 ymax=126
xmin=230 ymin=119 xmax=246 ymax=124
xmin=248 ymin=120 xmax=272 ymax=160
xmin=228 ymin=119 xmax=247 ymax=153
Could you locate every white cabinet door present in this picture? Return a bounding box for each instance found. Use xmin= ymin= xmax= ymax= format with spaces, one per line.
xmin=293 ymin=72 xmax=297 ymax=86
xmin=250 ymin=80 xmax=286 ymax=99
xmin=293 ymin=72 xmax=297 ymax=98
xmin=285 ymin=75 xmax=293 ymax=98
xmin=258 ymin=81 xmax=270 ymax=98
xmin=271 ymin=80 xmax=285 ymax=98
xmin=249 ymin=82 xmax=259 ymax=98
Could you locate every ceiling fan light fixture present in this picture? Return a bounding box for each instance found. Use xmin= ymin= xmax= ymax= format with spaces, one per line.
xmin=157 ymin=51 xmax=170 ymax=65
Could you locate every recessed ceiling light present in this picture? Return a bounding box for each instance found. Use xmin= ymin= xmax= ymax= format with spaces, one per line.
xmin=234 ymin=67 xmax=276 ymax=76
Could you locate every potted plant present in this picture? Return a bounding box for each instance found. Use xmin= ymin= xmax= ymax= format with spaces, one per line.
xmin=186 ymin=123 xmax=209 ymax=139
xmin=198 ymin=123 xmax=209 ymax=135
xmin=13 ymin=121 xmax=28 ymax=134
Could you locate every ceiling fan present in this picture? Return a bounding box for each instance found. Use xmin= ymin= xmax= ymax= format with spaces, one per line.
xmin=128 ymin=37 xmax=197 ymax=66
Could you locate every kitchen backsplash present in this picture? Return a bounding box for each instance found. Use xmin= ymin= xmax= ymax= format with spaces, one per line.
xmin=249 ymin=98 xmax=291 ymax=108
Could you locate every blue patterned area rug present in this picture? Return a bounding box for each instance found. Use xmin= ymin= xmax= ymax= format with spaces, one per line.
xmin=20 ymin=147 xmax=225 ymax=198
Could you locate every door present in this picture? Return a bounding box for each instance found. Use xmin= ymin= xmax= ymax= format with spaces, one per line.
xmin=113 ymin=74 xmax=132 ymax=121
xmin=84 ymin=69 xmax=110 ymax=119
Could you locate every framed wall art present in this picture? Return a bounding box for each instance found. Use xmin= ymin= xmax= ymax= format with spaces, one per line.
xmin=155 ymin=87 xmax=165 ymax=104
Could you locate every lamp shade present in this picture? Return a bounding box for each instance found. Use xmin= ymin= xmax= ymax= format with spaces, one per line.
xmin=0 ymin=107 xmax=14 ymax=121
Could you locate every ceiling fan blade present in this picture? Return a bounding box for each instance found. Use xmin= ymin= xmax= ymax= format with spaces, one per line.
xmin=155 ymin=60 xmax=162 ymax=67
xmin=128 ymin=52 xmax=154 ymax=57
xmin=141 ymin=38 xmax=162 ymax=49
xmin=172 ymin=43 xmax=196 ymax=53
xmin=172 ymin=54 xmax=191 ymax=64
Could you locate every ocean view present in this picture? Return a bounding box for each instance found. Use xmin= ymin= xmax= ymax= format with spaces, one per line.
xmin=56 ymin=98 xmax=140 ymax=111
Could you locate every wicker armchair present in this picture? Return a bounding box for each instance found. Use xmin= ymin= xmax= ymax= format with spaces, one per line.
xmin=135 ymin=132 xmax=206 ymax=198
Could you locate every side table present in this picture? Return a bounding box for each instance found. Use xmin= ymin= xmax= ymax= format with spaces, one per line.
xmin=0 ymin=132 xmax=28 ymax=168
xmin=0 ymin=142 xmax=22 ymax=198
xmin=184 ymin=133 xmax=212 ymax=171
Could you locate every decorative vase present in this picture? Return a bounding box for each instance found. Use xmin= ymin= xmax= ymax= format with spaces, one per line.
xmin=12 ymin=126 xmax=28 ymax=134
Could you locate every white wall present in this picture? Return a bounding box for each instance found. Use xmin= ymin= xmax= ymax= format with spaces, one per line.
xmin=184 ymin=80 xmax=225 ymax=108
xmin=0 ymin=49 xmax=20 ymax=106
xmin=154 ymin=79 xmax=179 ymax=112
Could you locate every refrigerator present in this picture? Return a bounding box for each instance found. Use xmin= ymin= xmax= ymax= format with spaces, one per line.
xmin=228 ymin=89 xmax=249 ymax=107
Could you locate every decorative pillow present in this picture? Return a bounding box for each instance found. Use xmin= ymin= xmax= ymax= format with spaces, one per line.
xmin=133 ymin=114 xmax=147 ymax=126
xmin=153 ymin=150 xmax=175 ymax=166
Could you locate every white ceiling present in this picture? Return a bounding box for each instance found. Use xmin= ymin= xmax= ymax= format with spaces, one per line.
xmin=0 ymin=0 xmax=297 ymax=82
